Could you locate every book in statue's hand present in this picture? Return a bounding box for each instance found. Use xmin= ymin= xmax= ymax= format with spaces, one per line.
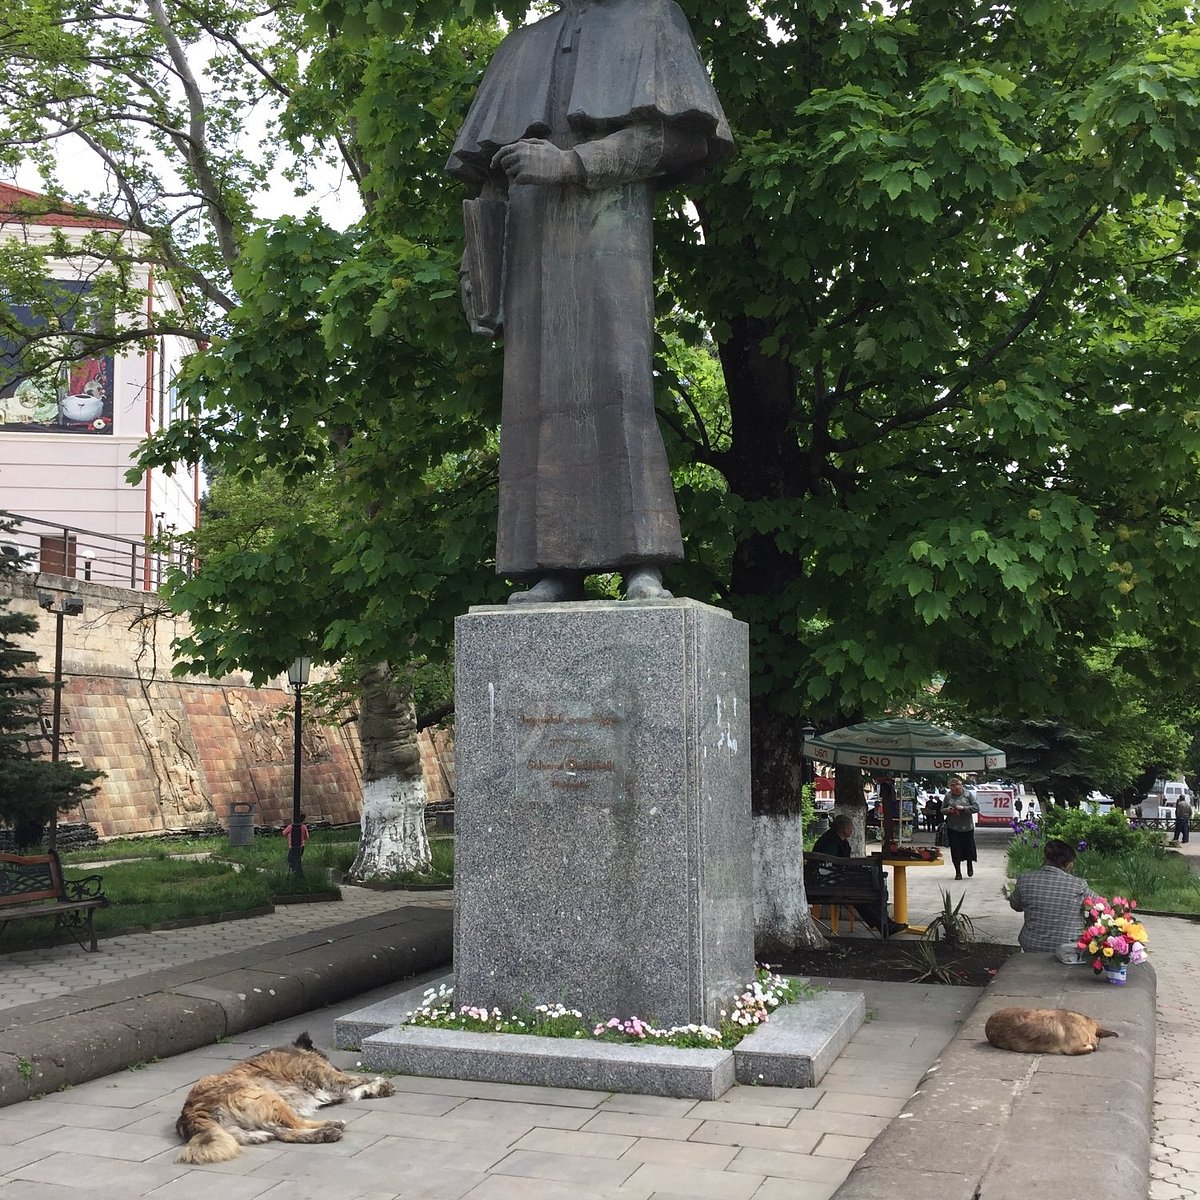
xmin=462 ymin=197 xmax=507 ymax=335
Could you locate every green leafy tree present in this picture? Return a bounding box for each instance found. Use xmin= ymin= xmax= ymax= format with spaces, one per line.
xmin=10 ymin=0 xmax=1200 ymax=950
xmin=2 ymin=0 xmax=467 ymax=877
xmin=154 ymin=0 xmax=1200 ymax=947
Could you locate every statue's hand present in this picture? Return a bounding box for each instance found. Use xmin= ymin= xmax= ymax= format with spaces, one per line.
xmin=491 ymin=139 xmax=584 ymax=186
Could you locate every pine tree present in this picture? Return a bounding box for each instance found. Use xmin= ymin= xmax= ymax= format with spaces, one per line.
xmin=0 ymin=542 xmax=101 ymax=840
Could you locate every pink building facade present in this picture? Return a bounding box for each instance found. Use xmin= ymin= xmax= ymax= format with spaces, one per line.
xmin=0 ymin=183 xmax=200 ymax=584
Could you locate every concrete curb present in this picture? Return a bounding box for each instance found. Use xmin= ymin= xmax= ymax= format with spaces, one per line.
xmin=362 ymin=1026 xmax=737 ymax=1101
xmin=832 ymin=951 xmax=1156 ymax=1200
xmin=0 ymin=905 xmax=453 ymax=1107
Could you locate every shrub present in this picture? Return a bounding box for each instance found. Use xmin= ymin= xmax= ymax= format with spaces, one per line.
xmin=1006 ymin=807 xmax=1163 ymax=878
xmin=1039 ymin=806 xmax=1161 ymax=857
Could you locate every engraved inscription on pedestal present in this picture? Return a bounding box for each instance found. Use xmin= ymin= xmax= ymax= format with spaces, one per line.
xmin=517 ymin=699 xmax=626 ymax=809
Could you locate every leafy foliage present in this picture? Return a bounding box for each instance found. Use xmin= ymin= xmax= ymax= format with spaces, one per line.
xmin=8 ymin=1 xmax=1200 ymax=822
xmin=1040 ymin=806 xmax=1160 ymax=857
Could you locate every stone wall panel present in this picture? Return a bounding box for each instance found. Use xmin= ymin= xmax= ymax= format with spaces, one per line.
xmin=5 ymin=573 xmax=456 ymax=839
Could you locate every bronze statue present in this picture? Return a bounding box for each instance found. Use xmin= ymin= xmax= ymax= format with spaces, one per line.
xmin=447 ymin=0 xmax=733 ymax=604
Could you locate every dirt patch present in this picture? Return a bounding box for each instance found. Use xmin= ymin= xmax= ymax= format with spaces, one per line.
xmin=775 ymin=937 xmax=1019 ymax=987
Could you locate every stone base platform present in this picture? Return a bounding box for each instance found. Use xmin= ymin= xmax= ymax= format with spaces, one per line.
xmin=335 ymin=974 xmax=865 ymax=1101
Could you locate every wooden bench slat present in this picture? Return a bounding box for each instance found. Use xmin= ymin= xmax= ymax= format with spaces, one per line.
xmin=0 ymin=887 xmax=59 ymax=906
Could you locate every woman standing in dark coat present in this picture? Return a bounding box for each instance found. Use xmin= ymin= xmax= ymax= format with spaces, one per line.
xmin=944 ymin=776 xmax=980 ymax=880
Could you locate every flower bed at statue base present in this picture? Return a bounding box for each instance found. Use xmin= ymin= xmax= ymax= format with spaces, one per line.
xmin=405 ymin=966 xmax=811 ymax=1050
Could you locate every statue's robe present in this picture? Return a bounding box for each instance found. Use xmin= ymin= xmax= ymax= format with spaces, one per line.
xmin=447 ymin=0 xmax=733 ymax=578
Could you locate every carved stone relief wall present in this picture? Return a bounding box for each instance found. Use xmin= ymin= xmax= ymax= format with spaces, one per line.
xmin=5 ymin=574 xmax=453 ymax=839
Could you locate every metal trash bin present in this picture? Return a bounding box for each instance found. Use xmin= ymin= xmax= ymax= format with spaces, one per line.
xmin=228 ymin=802 xmax=254 ymax=847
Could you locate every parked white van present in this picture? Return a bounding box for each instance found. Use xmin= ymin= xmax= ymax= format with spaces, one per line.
xmin=1154 ymin=779 xmax=1191 ymax=804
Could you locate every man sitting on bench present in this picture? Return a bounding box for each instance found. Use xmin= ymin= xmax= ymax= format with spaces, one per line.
xmin=812 ymin=814 xmax=907 ymax=937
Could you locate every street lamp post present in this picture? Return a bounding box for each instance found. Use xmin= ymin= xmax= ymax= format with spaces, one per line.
xmin=287 ymin=656 xmax=312 ymax=874
xmin=37 ymin=591 xmax=85 ymax=851
xmin=800 ymin=722 xmax=816 ymax=788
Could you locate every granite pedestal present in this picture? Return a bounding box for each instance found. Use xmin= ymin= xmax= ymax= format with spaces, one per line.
xmin=454 ymin=598 xmax=753 ymax=1028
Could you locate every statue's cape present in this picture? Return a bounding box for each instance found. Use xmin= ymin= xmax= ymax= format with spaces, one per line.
xmin=446 ymin=0 xmax=734 ymax=185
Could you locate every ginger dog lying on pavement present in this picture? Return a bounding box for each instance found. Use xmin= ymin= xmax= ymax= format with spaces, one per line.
xmin=985 ymin=1007 xmax=1118 ymax=1055
xmin=176 ymin=1032 xmax=394 ymax=1163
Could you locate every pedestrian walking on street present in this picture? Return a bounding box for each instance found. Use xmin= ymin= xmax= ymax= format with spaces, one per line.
xmin=1172 ymin=793 xmax=1192 ymax=845
xmin=944 ymin=776 xmax=980 ymax=879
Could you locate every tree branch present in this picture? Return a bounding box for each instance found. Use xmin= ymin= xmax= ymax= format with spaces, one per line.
xmin=147 ymin=0 xmax=241 ymax=268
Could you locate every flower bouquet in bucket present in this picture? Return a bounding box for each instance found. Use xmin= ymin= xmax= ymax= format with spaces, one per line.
xmin=1076 ymin=895 xmax=1149 ymax=984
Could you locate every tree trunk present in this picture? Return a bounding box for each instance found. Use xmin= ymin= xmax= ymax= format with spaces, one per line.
xmin=749 ymin=701 xmax=825 ymax=954
xmin=717 ymin=310 xmax=830 ymax=953
xmin=833 ymin=765 xmax=868 ymax=854
xmin=348 ymin=662 xmax=430 ymax=881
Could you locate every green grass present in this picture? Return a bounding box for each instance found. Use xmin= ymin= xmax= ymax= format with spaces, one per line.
xmin=60 ymin=836 xmax=219 ymax=863
xmin=388 ymin=836 xmax=454 ymax=885
xmin=0 ymin=858 xmax=276 ymax=952
xmin=2 ymin=827 xmax=456 ymax=953
xmin=2 ymin=851 xmax=343 ymax=953
xmin=63 ymin=826 xmax=365 ymax=876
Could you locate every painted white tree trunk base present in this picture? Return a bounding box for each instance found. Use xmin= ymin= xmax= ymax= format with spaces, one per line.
xmin=753 ymin=811 xmax=826 ymax=957
xmin=833 ymin=801 xmax=869 ymax=857
xmin=349 ymin=774 xmax=430 ymax=881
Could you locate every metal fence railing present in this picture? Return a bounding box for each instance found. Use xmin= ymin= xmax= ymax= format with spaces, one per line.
xmin=0 ymin=510 xmax=191 ymax=592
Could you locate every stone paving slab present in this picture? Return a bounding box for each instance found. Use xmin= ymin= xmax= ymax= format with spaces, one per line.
xmin=0 ymin=831 xmax=1188 ymax=1200
xmin=831 ymin=952 xmax=1157 ymax=1200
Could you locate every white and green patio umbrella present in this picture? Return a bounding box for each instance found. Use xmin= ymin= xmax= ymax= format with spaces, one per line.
xmin=802 ymin=717 xmax=1006 ymax=774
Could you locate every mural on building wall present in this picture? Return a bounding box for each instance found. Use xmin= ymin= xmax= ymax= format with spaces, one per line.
xmin=0 ymin=279 xmax=115 ymax=435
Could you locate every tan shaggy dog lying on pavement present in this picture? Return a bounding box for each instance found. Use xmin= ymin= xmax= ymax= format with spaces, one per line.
xmin=176 ymin=1032 xmax=394 ymax=1163
xmin=984 ymin=1007 xmax=1118 ymax=1055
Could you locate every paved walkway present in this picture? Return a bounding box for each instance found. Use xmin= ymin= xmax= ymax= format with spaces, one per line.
xmin=0 ymin=974 xmax=978 ymax=1200
xmin=1145 ymin=838 xmax=1200 ymax=1200
xmin=0 ymin=885 xmax=451 ymax=1009
xmin=0 ymin=830 xmax=1192 ymax=1199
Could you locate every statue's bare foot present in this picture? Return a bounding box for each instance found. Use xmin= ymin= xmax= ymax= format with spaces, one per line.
xmin=507 ymin=573 xmax=585 ymax=605
xmin=624 ymin=565 xmax=673 ymax=601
